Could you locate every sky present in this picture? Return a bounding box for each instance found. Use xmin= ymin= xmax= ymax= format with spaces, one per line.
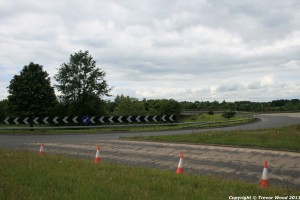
xmin=1 ymin=0 xmax=300 ymax=102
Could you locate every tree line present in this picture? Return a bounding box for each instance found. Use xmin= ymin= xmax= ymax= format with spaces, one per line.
xmin=0 ymin=50 xmax=299 ymax=123
xmin=0 ymin=50 xmax=181 ymax=122
xmin=180 ymin=99 xmax=300 ymax=112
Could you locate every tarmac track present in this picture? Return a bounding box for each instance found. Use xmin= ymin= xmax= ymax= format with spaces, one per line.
xmin=1 ymin=113 xmax=300 ymax=189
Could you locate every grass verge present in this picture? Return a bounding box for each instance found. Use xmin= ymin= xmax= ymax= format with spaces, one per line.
xmin=127 ymin=125 xmax=300 ymax=152
xmin=0 ymin=149 xmax=299 ymax=200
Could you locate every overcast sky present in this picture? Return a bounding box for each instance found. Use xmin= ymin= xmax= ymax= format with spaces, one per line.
xmin=1 ymin=0 xmax=300 ymax=102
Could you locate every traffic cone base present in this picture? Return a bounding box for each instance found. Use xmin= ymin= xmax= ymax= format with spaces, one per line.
xmin=176 ymin=167 xmax=183 ymax=174
xmin=261 ymin=179 xmax=268 ymax=188
xmin=95 ymin=157 xmax=100 ymax=163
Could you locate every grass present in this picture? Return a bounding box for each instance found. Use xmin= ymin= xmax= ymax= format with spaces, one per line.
xmin=127 ymin=125 xmax=300 ymax=152
xmin=0 ymin=114 xmax=255 ymax=135
xmin=181 ymin=113 xmax=243 ymax=122
xmin=0 ymin=149 xmax=299 ymax=200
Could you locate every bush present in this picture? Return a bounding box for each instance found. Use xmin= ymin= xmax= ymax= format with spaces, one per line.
xmin=222 ymin=111 xmax=236 ymax=119
xmin=208 ymin=110 xmax=214 ymax=115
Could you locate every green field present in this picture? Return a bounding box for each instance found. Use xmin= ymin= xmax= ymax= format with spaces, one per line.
xmin=127 ymin=125 xmax=300 ymax=152
xmin=0 ymin=149 xmax=298 ymax=200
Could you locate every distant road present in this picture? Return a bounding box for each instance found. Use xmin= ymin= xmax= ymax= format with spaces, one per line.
xmin=0 ymin=113 xmax=300 ymax=145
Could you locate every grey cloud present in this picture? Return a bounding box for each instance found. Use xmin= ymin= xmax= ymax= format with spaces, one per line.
xmin=248 ymin=81 xmax=261 ymax=90
xmin=1 ymin=0 xmax=300 ymax=101
xmin=217 ymin=83 xmax=245 ymax=92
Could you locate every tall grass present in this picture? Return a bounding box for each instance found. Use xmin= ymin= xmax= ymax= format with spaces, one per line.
xmin=181 ymin=113 xmax=244 ymax=122
xmin=0 ymin=149 xmax=299 ymax=200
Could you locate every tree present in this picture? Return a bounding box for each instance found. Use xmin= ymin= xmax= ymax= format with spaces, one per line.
xmin=0 ymin=99 xmax=9 ymax=122
xmin=7 ymin=62 xmax=57 ymax=116
xmin=54 ymin=50 xmax=111 ymax=115
xmin=145 ymin=99 xmax=181 ymax=116
xmin=222 ymin=111 xmax=236 ymax=119
xmin=157 ymin=99 xmax=181 ymax=116
xmin=112 ymin=95 xmax=147 ymax=116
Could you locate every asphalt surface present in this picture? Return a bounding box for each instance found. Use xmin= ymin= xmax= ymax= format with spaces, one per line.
xmin=1 ymin=113 xmax=300 ymax=144
xmin=1 ymin=113 xmax=300 ymax=189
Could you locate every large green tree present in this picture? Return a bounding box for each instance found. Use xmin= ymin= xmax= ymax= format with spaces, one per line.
xmin=54 ymin=50 xmax=111 ymax=115
xmin=7 ymin=62 xmax=57 ymax=116
xmin=112 ymin=95 xmax=147 ymax=116
xmin=144 ymin=99 xmax=181 ymax=116
xmin=0 ymin=99 xmax=9 ymax=122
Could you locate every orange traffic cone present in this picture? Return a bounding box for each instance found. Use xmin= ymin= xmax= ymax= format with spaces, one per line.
xmin=95 ymin=145 xmax=101 ymax=163
xmin=39 ymin=143 xmax=44 ymax=155
xmin=261 ymin=161 xmax=269 ymax=188
xmin=176 ymin=153 xmax=184 ymax=174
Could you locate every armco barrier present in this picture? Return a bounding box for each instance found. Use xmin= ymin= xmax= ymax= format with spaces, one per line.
xmin=0 ymin=116 xmax=257 ymax=130
xmin=3 ymin=115 xmax=176 ymax=125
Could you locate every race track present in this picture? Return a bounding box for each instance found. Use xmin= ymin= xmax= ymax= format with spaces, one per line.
xmin=1 ymin=113 xmax=300 ymax=189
